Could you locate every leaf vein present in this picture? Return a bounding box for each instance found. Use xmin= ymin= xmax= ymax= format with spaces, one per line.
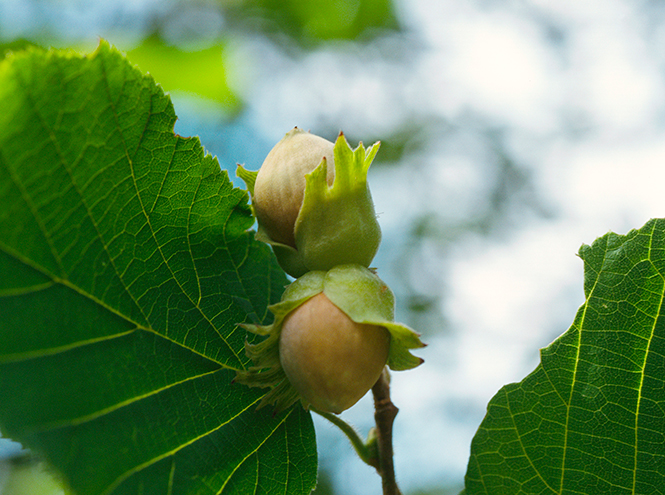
xmin=102 ymin=394 xmax=265 ymax=495
xmin=217 ymin=410 xmax=292 ymax=495
xmin=31 ymin=367 xmax=221 ymax=434
xmin=559 ymin=241 xmax=609 ymax=492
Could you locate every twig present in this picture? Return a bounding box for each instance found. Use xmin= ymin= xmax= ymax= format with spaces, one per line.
xmin=371 ymin=368 xmax=402 ymax=495
xmin=310 ymin=408 xmax=379 ymax=469
xmin=313 ymin=368 xmax=402 ymax=494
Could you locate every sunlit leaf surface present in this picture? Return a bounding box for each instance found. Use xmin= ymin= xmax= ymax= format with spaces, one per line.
xmin=0 ymin=42 xmax=316 ymax=495
xmin=465 ymin=218 xmax=665 ymax=494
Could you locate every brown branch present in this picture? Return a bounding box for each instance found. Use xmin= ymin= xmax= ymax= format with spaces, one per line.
xmin=371 ymin=368 xmax=402 ymax=495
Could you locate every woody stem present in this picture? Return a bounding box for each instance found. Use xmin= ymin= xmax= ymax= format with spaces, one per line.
xmin=371 ymin=368 xmax=402 ymax=495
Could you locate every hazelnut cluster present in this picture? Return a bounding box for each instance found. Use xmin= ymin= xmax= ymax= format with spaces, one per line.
xmin=235 ymin=128 xmax=424 ymax=413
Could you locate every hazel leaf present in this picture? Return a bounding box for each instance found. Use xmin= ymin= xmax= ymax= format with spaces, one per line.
xmin=465 ymin=218 xmax=665 ymax=494
xmin=0 ymin=41 xmax=317 ymax=495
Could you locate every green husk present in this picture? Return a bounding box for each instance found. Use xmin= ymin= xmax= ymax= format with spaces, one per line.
xmin=234 ymin=265 xmax=424 ymax=412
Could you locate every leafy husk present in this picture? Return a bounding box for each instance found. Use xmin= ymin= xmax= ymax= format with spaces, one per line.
xmin=235 ymin=265 xmax=424 ymax=412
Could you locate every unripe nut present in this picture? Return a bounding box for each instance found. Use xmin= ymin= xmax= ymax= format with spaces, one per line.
xmin=235 ymin=264 xmax=425 ymax=412
xmin=253 ymin=129 xmax=335 ymax=248
xmin=237 ymin=127 xmax=383 ymax=277
xmin=279 ymin=293 xmax=390 ymax=414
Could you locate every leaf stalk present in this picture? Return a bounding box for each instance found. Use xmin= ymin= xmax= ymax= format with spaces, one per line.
xmin=314 ymin=367 xmax=402 ymax=495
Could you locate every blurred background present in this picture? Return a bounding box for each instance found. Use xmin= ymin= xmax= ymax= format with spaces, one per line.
xmin=2 ymin=0 xmax=665 ymax=493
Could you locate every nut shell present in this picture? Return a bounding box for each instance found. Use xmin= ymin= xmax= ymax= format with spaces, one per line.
xmin=253 ymin=128 xmax=334 ymax=248
xmin=279 ymin=293 xmax=390 ymax=413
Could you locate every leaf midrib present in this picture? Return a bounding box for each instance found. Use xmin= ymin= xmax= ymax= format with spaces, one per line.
xmin=2 ymin=49 xmax=245 ymax=370
xmin=633 ymin=223 xmax=663 ymax=493
xmin=558 ymin=239 xmax=608 ymax=493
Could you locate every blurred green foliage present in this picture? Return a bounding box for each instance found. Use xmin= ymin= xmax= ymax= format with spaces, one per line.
xmin=1 ymin=39 xmax=40 ymax=60
xmin=125 ymin=35 xmax=241 ymax=113
xmin=223 ymin=0 xmax=400 ymax=46
xmin=0 ymin=456 xmax=66 ymax=495
xmin=0 ymin=0 xmax=400 ymax=112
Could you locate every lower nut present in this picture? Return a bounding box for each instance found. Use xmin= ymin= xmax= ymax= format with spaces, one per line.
xmin=235 ymin=264 xmax=425 ymax=414
xmin=280 ymin=293 xmax=390 ymax=414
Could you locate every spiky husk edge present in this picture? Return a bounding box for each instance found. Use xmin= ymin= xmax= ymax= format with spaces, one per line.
xmin=234 ymin=272 xmax=326 ymax=412
xmin=234 ymin=266 xmax=425 ymax=412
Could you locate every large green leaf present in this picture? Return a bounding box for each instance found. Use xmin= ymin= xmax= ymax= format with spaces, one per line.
xmin=465 ymin=218 xmax=665 ymax=494
xmin=0 ymin=41 xmax=317 ymax=494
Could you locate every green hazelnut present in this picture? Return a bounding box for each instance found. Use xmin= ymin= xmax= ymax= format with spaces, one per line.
xmin=234 ymin=264 xmax=425 ymax=413
xmin=253 ymin=128 xmax=335 ymax=248
xmin=280 ymin=293 xmax=390 ymax=414
xmin=237 ymin=128 xmax=382 ymax=278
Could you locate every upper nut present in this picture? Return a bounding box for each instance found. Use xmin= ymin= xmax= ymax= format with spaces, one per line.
xmin=238 ymin=127 xmax=383 ymax=278
xmin=253 ymin=128 xmax=335 ymax=248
